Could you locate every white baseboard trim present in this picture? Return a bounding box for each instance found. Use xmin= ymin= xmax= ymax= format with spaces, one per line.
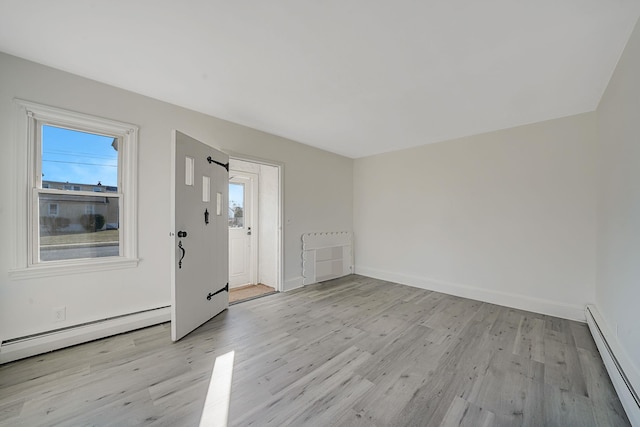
xmin=586 ymin=305 xmax=640 ymax=426
xmin=0 ymin=306 xmax=170 ymax=364
xmin=355 ymin=266 xmax=585 ymax=322
xmin=283 ymin=276 xmax=304 ymax=292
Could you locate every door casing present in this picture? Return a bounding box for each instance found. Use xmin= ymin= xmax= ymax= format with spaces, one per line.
xmin=228 ymin=154 xmax=283 ymax=292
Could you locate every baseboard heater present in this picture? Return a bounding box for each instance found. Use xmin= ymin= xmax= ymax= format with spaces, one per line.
xmin=302 ymin=231 xmax=353 ymax=285
xmin=586 ymin=305 xmax=640 ymax=426
xmin=0 ymin=306 xmax=170 ymax=364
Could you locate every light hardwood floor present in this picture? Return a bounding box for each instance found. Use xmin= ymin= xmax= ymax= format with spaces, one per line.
xmin=0 ymin=275 xmax=630 ymax=426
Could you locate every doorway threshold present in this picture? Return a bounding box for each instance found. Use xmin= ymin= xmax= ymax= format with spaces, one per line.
xmin=229 ymin=284 xmax=277 ymax=305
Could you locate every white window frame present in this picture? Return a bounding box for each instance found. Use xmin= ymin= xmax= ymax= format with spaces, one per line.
xmin=48 ymin=203 xmax=59 ymax=217
xmin=10 ymin=99 xmax=139 ymax=279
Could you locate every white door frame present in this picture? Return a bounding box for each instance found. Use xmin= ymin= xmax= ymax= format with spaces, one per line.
xmin=228 ymin=153 xmax=283 ymax=292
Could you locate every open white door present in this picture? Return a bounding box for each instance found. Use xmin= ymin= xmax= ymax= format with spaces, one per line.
xmin=171 ymin=131 xmax=229 ymax=342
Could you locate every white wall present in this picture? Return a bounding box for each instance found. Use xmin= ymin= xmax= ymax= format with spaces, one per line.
xmin=596 ymin=17 xmax=640 ymax=376
xmin=0 ymin=52 xmax=353 ymax=342
xmin=354 ymin=113 xmax=597 ymax=320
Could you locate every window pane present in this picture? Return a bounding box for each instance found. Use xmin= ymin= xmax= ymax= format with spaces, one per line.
xmin=229 ymin=183 xmax=244 ymax=228
xmin=39 ymin=194 xmax=120 ymax=261
xmin=41 ymin=125 xmax=118 ymax=188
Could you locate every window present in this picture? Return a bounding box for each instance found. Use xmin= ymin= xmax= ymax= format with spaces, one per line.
xmin=228 ymin=183 xmax=244 ymax=228
xmin=11 ymin=100 xmax=138 ymax=277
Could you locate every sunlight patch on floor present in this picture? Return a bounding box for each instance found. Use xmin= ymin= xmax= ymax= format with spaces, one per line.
xmin=199 ymin=350 xmax=235 ymax=427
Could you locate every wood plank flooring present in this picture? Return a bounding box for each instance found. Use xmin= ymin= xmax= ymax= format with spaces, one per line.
xmin=0 ymin=275 xmax=630 ymax=426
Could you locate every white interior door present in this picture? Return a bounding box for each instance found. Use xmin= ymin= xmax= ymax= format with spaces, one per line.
xmin=228 ymin=172 xmax=257 ymax=288
xmin=171 ymin=131 xmax=229 ymax=342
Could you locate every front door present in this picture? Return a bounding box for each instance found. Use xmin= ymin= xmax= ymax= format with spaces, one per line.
xmin=171 ymin=131 xmax=229 ymax=341
xmin=228 ymin=172 xmax=257 ymax=288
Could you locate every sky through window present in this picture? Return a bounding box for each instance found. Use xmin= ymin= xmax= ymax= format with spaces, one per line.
xmin=42 ymin=125 xmax=118 ymax=187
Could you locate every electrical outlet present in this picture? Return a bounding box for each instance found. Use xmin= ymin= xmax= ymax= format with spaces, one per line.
xmin=53 ymin=306 xmax=66 ymax=322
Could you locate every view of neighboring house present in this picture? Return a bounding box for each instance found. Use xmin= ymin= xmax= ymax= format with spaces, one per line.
xmin=39 ymin=180 xmax=119 ymax=235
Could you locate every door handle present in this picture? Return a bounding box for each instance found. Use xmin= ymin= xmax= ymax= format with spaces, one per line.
xmin=177 ymin=229 xmax=187 ymax=269
xmin=178 ymin=240 xmax=186 ymax=269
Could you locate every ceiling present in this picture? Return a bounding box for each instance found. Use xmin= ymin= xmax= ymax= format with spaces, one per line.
xmin=1 ymin=1 xmax=639 ymax=158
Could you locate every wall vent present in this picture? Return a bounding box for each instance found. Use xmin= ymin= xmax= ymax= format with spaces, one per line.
xmin=0 ymin=306 xmax=170 ymax=364
xmin=586 ymin=305 xmax=639 ymax=426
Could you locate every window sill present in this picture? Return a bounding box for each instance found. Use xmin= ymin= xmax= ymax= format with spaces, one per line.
xmin=8 ymin=257 xmax=139 ymax=280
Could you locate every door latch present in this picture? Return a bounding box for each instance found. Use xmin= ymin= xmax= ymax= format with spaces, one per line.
xmin=247 ymin=226 xmax=252 ymax=236
xmin=177 ymin=230 xmax=187 ymax=238
xmin=204 ymin=209 xmax=209 ymax=225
